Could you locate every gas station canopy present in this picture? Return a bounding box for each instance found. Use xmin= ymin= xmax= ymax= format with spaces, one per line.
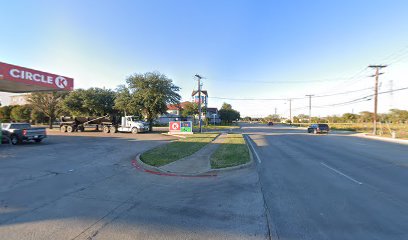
xmin=0 ymin=62 xmax=74 ymax=93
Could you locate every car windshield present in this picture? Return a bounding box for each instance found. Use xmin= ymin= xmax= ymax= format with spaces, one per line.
xmin=10 ymin=124 xmax=31 ymax=129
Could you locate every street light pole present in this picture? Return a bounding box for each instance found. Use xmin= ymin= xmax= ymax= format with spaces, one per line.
xmin=195 ymin=74 xmax=203 ymax=133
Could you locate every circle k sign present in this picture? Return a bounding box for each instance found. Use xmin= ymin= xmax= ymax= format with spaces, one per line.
xmin=169 ymin=121 xmax=181 ymax=131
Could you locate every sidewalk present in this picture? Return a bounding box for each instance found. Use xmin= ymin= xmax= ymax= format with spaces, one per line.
xmin=354 ymin=133 xmax=408 ymax=145
xmin=159 ymin=133 xmax=227 ymax=174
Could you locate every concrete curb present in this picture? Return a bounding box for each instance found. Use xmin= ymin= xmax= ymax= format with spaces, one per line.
xmin=354 ymin=133 xmax=408 ymax=145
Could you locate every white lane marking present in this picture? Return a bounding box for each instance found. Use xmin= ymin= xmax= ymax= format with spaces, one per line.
xmin=245 ymin=135 xmax=262 ymax=163
xmin=320 ymin=162 xmax=363 ymax=185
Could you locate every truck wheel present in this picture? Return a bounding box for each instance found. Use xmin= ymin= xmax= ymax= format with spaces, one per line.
xmin=10 ymin=135 xmax=20 ymax=145
xmin=131 ymin=128 xmax=139 ymax=134
xmin=103 ymin=126 xmax=110 ymax=133
xmin=66 ymin=126 xmax=74 ymax=133
xmin=77 ymin=126 xmax=85 ymax=132
xmin=110 ymin=126 xmax=117 ymax=133
xmin=60 ymin=125 xmax=67 ymax=132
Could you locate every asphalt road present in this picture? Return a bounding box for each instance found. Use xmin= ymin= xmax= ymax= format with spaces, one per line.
xmin=0 ymin=131 xmax=268 ymax=240
xmin=244 ymin=123 xmax=408 ymax=240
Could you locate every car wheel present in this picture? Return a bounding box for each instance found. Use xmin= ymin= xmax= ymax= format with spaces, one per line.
xmin=10 ymin=135 xmax=19 ymax=145
xmin=131 ymin=128 xmax=139 ymax=134
xmin=34 ymin=139 xmax=42 ymax=143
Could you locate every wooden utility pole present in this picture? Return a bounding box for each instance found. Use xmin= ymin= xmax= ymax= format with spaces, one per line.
xmin=288 ymin=99 xmax=292 ymax=124
xmin=195 ymin=74 xmax=203 ymax=133
xmin=305 ymin=95 xmax=314 ymax=123
xmin=368 ymin=65 xmax=387 ymax=135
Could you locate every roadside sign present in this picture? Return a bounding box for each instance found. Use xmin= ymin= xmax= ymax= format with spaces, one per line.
xmin=181 ymin=121 xmax=192 ymax=132
xmin=169 ymin=121 xmax=181 ymax=131
xmin=169 ymin=121 xmax=193 ymax=134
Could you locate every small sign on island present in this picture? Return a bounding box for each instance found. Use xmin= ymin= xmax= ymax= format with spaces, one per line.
xmin=168 ymin=121 xmax=193 ymax=134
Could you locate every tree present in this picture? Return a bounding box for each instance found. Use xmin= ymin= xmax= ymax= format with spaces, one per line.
xmin=61 ymin=88 xmax=116 ymax=116
xmin=264 ymin=114 xmax=280 ymax=123
xmin=125 ymin=72 xmax=181 ymax=131
xmin=10 ymin=105 xmax=32 ymax=122
xmin=218 ymin=102 xmax=240 ymax=124
xmin=359 ymin=111 xmax=373 ymax=123
xmin=0 ymin=105 xmax=15 ymax=122
xmin=181 ymin=102 xmax=198 ymax=118
xmin=388 ymin=109 xmax=408 ymax=123
xmin=27 ymin=92 xmax=67 ymax=129
xmin=114 ymin=85 xmax=135 ymax=115
xmin=342 ymin=113 xmax=358 ymax=123
xmin=243 ymin=116 xmax=252 ymax=122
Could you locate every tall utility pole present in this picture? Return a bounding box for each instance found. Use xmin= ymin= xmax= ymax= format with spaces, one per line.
xmin=288 ymin=99 xmax=292 ymax=124
xmin=195 ymin=74 xmax=203 ymax=133
xmin=368 ymin=65 xmax=387 ymax=135
xmin=305 ymin=95 xmax=314 ymax=123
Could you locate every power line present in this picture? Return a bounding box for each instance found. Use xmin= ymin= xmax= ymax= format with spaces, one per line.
xmin=209 ymin=87 xmax=374 ymax=101
xmin=285 ymin=86 xmax=408 ymax=111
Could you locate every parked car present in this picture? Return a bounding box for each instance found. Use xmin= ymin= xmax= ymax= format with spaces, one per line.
xmin=307 ymin=124 xmax=330 ymax=134
xmin=1 ymin=123 xmax=47 ymax=145
xmin=267 ymin=122 xmax=274 ymax=126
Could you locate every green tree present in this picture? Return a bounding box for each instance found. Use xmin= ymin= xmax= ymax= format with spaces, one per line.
xmin=242 ymin=116 xmax=252 ymax=122
xmin=27 ymin=92 xmax=68 ymax=129
xmin=342 ymin=113 xmax=358 ymax=123
xmin=264 ymin=114 xmax=280 ymax=123
xmin=10 ymin=105 xmax=32 ymax=122
xmin=114 ymin=85 xmax=135 ymax=115
xmin=61 ymin=88 xmax=116 ymax=116
xmin=388 ymin=109 xmax=408 ymax=123
xmin=181 ymin=102 xmax=198 ymax=118
xmin=218 ymin=102 xmax=240 ymax=124
xmin=0 ymin=105 xmax=15 ymax=122
xmin=125 ymin=72 xmax=181 ymax=131
xmin=359 ymin=111 xmax=373 ymax=123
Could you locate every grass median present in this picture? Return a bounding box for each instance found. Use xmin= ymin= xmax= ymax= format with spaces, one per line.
xmin=140 ymin=133 xmax=219 ymax=167
xmin=210 ymin=134 xmax=250 ymax=169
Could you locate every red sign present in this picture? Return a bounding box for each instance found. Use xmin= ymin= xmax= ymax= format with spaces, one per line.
xmin=169 ymin=121 xmax=181 ymax=131
xmin=0 ymin=61 xmax=74 ymax=92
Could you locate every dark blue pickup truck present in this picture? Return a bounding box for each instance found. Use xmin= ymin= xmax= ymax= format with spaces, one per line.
xmin=1 ymin=123 xmax=47 ymax=145
xmin=307 ymin=124 xmax=330 ymax=134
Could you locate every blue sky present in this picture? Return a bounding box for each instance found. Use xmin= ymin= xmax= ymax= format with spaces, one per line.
xmin=1 ymin=0 xmax=408 ymax=117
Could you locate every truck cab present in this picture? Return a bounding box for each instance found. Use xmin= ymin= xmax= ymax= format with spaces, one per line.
xmin=117 ymin=116 xmax=149 ymax=134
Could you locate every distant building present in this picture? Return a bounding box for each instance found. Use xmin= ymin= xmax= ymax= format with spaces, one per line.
xmin=191 ymin=90 xmax=208 ymax=109
xmin=10 ymin=94 xmax=29 ymax=106
xmin=206 ymin=107 xmax=221 ymax=124
xmin=156 ymin=101 xmax=192 ymax=124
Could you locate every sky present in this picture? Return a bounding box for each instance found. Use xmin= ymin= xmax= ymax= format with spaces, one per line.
xmin=1 ymin=0 xmax=408 ymax=118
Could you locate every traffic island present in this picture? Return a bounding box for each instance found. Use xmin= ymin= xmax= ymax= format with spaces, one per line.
xmin=210 ymin=134 xmax=250 ymax=169
xmin=140 ymin=133 xmax=219 ymax=167
xmin=137 ymin=133 xmax=253 ymax=176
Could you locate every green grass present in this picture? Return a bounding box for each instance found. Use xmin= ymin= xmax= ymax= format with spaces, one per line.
xmin=210 ymin=134 xmax=250 ymax=169
xmin=140 ymin=133 xmax=219 ymax=167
